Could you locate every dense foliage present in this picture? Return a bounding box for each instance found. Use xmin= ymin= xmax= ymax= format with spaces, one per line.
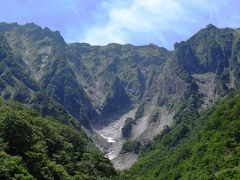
xmin=0 ymin=99 xmax=116 ymax=179
xmin=121 ymin=140 xmax=141 ymax=154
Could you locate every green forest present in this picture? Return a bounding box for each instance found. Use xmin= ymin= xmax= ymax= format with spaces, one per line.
xmin=0 ymin=99 xmax=116 ymax=179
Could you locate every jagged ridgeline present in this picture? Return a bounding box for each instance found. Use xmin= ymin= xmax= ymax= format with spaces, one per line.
xmin=1 ymin=21 xmax=240 ymax=179
xmin=1 ymin=23 xmax=240 ymax=130
xmin=0 ymin=22 xmax=170 ymax=128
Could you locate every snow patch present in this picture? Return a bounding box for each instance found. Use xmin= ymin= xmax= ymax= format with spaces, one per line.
xmin=100 ymin=134 xmax=116 ymax=143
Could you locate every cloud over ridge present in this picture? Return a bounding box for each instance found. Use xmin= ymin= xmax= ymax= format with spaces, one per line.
xmin=81 ymin=0 xmax=240 ymax=49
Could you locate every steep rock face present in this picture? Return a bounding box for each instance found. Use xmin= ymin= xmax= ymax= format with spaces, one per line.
xmin=146 ymin=55 xmax=189 ymax=107
xmin=66 ymin=42 xmax=170 ymax=122
xmin=0 ymin=35 xmax=39 ymax=103
xmin=177 ymin=25 xmax=240 ymax=95
xmin=0 ymin=23 xmax=172 ymax=127
xmin=230 ymin=35 xmax=240 ymax=88
xmin=101 ymin=76 xmax=130 ymax=119
xmin=0 ymin=23 xmax=171 ymax=127
xmin=112 ymin=25 xmax=240 ymax=169
xmin=148 ymin=25 xmax=240 ymax=113
xmin=1 ymin=22 xmax=240 ymax=142
xmin=182 ymin=25 xmax=233 ymax=73
xmin=0 ymin=22 xmax=66 ymax=80
xmin=0 ymin=23 xmax=96 ymax=127
xmin=43 ymin=59 xmax=96 ymax=128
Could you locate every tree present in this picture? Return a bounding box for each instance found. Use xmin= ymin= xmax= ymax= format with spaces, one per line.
xmin=1 ymin=112 xmax=35 ymax=156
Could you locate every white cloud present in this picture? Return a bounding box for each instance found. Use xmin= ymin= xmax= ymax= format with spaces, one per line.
xmin=81 ymin=0 xmax=240 ymax=49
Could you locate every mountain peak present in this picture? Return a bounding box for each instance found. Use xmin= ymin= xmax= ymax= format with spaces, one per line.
xmin=24 ymin=22 xmax=40 ymax=28
xmin=205 ymin=24 xmax=217 ymax=30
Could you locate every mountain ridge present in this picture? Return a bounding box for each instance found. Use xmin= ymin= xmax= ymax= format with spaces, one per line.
xmin=1 ymin=22 xmax=240 ymax=172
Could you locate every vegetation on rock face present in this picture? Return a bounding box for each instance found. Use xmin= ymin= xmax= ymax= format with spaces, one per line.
xmin=0 ymin=36 xmax=39 ymax=104
xmin=0 ymin=22 xmax=170 ymax=127
xmin=0 ymin=23 xmax=95 ymax=128
xmin=43 ymin=59 xmax=95 ymax=128
xmin=134 ymin=103 xmax=145 ymax=120
xmin=121 ymin=140 xmax=141 ymax=154
xmin=0 ymin=99 xmax=116 ymax=179
xmin=122 ymin=117 xmax=136 ymax=139
xmin=1 ymin=23 xmax=240 ymax=129
xmin=66 ymin=42 xmax=169 ymax=120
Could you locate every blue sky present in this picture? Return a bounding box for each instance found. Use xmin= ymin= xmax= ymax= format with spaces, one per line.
xmin=0 ymin=0 xmax=240 ymax=49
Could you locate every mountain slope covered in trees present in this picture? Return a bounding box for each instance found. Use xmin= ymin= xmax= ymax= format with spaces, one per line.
xmin=120 ymin=92 xmax=240 ymax=179
xmin=0 ymin=99 xmax=116 ymax=179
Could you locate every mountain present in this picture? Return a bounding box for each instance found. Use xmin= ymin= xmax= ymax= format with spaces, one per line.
xmin=66 ymin=43 xmax=169 ymax=115
xmin=92 ymin=24 xmax=240 ymax=168
xmin=1 ymin=22 xmax=240 ymax=178
xmin=117 ymin=25 xmax=240 ymax=179
xmin=0 ymin=22 xmax=170 ymax=128
xmin=0 ymin=22 xmax=94 ymax=128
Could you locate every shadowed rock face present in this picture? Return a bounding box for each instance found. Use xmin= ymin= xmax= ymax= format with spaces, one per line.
xmin=66 ymin=42 xmax=170 ymax=117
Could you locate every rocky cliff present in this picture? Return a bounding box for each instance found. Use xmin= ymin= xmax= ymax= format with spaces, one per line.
xmin=1 ymin=22 xmax=240 ymax=169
